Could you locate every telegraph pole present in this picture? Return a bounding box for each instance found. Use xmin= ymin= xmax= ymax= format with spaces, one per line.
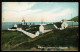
xmin=71 ymin=14 xmax=73 ymax=28
xmin=2 ymin=18 xmax=4 ymax=22
xmin=41 ymin=18 xmax=43 ymax=24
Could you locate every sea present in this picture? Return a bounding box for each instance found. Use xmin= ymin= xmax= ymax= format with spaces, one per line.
xmin=2 ymin=22 xmax=78 ymax=30
xmin=2 ymin=22 xmax=52 ymax=30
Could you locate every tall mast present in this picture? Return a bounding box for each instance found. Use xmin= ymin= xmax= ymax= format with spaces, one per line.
xmin=41 ymin=18 xmax=43 ymax=24
xmin=71 ymin=13 xmax=72 ymax=19
xmin=71 ymin=13 xmax=73 ymax=27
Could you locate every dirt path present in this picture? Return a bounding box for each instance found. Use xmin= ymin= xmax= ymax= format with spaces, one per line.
xmin=10 ymin=41 xmax=27 ymax=50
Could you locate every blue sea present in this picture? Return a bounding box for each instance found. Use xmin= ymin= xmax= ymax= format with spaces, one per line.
xmin=2 ymin=22 xmax=78 ymax=30
xmin=2 ymin=22 xmax=52 ymax=30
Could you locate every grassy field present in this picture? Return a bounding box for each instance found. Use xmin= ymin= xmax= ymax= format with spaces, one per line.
xmin=1 ymin=27 xmax=79 ymax=51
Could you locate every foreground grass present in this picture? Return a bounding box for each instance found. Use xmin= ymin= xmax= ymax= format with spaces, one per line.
xmin=1 ymin=27 xmax=79 ymax=51
xmin=1 ymin=30 xmax=31 ymax=50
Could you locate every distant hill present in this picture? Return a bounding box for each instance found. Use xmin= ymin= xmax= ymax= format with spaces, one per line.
xmin=68 ymin=16 xmax=78 ymax=22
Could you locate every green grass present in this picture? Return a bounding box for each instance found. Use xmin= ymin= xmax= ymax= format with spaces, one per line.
xmin=1 ymin=30 xmax=30 ymax=50
xmin=1 ymin=27 xmax=79 ymax=51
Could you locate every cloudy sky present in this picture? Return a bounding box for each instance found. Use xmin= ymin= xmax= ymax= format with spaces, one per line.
xmin=2 ymin=2 xmax=78 ymax=22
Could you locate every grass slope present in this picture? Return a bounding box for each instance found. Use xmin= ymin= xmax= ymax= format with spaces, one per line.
xmin=1 ymin=27 xmax=79 ymax=51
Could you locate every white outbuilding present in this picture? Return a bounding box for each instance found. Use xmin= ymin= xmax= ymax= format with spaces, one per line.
xmin=14 ymin=24 xmax=18 ymax=28
xmin=60 ymin=20 xmax=68 ymax=30
xmin=39 ymin=24 xmax=44 ymax=34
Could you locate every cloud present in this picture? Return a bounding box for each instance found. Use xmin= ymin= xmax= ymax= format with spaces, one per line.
xmin=2 ymin=2 xmax=41 ymax=22
xmin=2 ymin=2 xmax=41 ymax=15
xmin=2 ymin=2 xmax=73 ymax=22
xmin=23 ymin=8 xmax=72 ymax=22
xmin=3 ymin=2 xmax=36 ymax=11
xmin=31 ymin=8 xmax=71 ymax=17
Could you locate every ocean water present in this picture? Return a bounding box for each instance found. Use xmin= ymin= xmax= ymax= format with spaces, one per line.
xmin=2 ymin=22 xmax=78 ymax=30
xmin=2 ymin=22 xmax=52 ymax=30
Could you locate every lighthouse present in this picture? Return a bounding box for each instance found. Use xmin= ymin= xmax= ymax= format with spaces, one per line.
xmin=21 ymin=18 xmax=26 ymax=30
xmin=22 ymin=18 xmax=26 ymax=25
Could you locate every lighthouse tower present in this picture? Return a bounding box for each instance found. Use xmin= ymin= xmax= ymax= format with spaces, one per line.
xmin=22 ymin=18 xmax=26 ymax=25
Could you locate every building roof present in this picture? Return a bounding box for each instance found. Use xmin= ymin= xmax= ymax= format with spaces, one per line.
xmin=43 ymin=24 xmax=56 ymax=30
xmin=66 ymin=22 xmax=78 ymax=26
xmin=53 ymin=22 xmax=62 ymax=28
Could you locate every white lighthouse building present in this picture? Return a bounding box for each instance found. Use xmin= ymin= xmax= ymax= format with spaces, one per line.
xmin=22 ymin=18 xmax=26 ymax=25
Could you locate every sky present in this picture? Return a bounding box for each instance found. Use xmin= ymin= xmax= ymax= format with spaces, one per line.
xmin=2 ymin=2 xmax=78 ymax=22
